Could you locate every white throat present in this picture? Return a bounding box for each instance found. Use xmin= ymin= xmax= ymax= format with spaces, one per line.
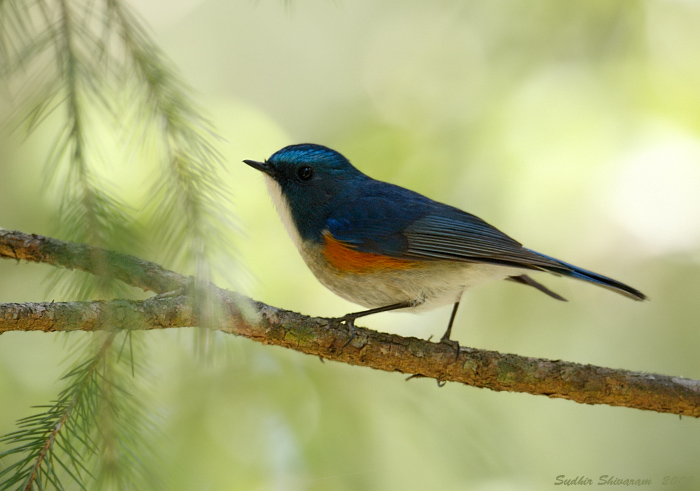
xmin=264 ymin=176 xmax=304 ymax=251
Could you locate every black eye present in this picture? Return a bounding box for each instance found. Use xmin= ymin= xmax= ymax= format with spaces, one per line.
xmin=297 ymin=166 xmax=313 ymax=180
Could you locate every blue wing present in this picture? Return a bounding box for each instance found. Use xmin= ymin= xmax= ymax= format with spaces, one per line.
xmin=325 ymin=180 xmax=558 ymax=271
xmin=325 ymin=180 xmax=646 ymax=301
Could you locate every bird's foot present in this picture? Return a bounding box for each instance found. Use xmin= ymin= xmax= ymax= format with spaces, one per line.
xmin=337 ymin=315 xmax=358 ymax=348
xmin=439 ymin=335 xmax=461 ymax=361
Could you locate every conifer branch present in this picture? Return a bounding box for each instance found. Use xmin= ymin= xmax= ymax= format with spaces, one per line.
xmin=2 ymin=229 xmax=699 ymax=418
xmin=0 ymin=333 xmax=116 ymax=490
xmin=1 ymin=0 xmax=236 ymax=487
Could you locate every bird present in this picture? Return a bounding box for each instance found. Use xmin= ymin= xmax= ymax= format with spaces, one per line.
xmin=243 ymin=143 xmax=646 ymax=344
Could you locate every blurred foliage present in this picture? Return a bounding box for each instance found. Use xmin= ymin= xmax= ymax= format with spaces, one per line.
xmin=1 ymin=0 xmax=233 ymax=488
xmin=0 ymin=332 xmax=160 ymax=490
xmin=1 ymin=0 xmax=700 ymax=490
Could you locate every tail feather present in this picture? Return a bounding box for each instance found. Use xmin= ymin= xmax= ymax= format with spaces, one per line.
xmin=527 ymin=249 xmax=647 ymax=301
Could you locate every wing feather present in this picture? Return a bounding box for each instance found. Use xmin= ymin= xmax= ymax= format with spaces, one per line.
xmin=325 ymin=184 xmax=563 ymax=272
xmin=323 ymin=180 xmax=646 ymax=301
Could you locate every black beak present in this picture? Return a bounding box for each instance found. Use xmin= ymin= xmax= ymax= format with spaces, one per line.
xmin=243 ymin=159 xmax=275 ymax=176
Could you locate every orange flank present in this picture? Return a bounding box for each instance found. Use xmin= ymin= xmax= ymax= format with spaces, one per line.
xmin=322 ymin=231 xmax=419 ymax=273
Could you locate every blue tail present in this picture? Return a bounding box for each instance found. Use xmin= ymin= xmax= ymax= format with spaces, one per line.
xmin=527 ymin=249 xmax=647 ymax=301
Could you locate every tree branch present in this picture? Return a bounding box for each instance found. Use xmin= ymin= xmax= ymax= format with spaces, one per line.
xmin=0 ymin=229 xmax=186 ymax=293
xmin=1 ymin=229 xmax=698 ymax=418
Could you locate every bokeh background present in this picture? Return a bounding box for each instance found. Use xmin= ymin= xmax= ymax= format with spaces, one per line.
xmin=2 ymin=0 xmax=700 ymax=489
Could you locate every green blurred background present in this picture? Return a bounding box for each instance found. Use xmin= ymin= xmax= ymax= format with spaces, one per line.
xmin=2 ymin=0 xmax=700 ymax=489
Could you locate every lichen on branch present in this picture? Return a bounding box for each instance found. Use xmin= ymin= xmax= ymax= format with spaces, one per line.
xmin=1 ymin=229 xmax=699 ymax=418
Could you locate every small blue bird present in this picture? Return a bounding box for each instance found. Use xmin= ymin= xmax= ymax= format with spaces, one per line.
xmin=244 ymin=144 xmax=646 ymax=343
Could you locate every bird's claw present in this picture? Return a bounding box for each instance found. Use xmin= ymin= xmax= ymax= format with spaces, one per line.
xmin=338 ymin=315 xmax=357 ymax=348
xmin=439 ymin=336 xmax=461 ymax=361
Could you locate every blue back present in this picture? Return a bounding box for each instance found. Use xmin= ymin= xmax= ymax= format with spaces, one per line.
xmin=266 ymin=144 xmax=555 ymax=269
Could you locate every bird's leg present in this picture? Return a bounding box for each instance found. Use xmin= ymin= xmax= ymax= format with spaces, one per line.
xmin=439 ymin=299 xmax=462 ymax=359
xmin=341 ymin=301 xmax=416 ymax=324
xmin=338 ymin=300 xmax=416 ymax=347
xmin=440 ymin=300 xmax=461 ymax=343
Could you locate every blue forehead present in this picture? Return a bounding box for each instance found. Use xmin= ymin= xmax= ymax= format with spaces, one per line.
xmin=269 ymin=144 xmax=351 ymax=168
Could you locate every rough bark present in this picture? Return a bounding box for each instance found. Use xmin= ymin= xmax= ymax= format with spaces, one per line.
xmin=1 ymin=229 xmax=698 ymax=417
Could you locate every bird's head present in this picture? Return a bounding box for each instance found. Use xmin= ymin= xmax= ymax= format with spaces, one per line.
xmin=244 ymin=143 xmax=366 ymax=240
